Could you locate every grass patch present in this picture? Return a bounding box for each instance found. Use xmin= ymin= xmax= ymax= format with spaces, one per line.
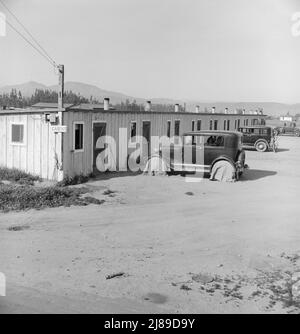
xmin=0 ymin=184 xmax=104 ymax=212
xmin=0 ymin=167 xmax=40 ymax=185
xmin=57 ymin=173 xmax=95 ymax=187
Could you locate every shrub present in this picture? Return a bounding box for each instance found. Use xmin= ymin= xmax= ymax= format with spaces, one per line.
xmin=57 ymin=173 xmax=95 ymax=187
xmin=0 ymin=167 xmax=40 ymax=185
xmin=0 ymin=184 xmax=104 ymax=212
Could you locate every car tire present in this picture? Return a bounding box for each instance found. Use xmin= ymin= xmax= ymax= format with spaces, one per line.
xmin=295 ymin=131 xmax=300 ymax=137
xmin=255 ymin=141 xmax=268 ymax=152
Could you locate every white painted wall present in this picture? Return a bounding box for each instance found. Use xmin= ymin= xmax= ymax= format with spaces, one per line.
xmin=0 ymin=113 xmax=60 ymax=180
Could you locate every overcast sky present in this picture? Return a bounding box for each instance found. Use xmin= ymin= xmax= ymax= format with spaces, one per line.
xmin=0 ymin=0 xmax=299 ymax=103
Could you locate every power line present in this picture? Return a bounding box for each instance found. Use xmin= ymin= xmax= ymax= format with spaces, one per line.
xmin=5 ymin=19 xmax=56 ymax=67
xmin=0 ymin=0 xmax=57 ymax=68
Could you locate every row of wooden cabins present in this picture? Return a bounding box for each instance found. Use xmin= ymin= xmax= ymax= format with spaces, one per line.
xmin=0 ymin=100 xmax=266 ymax=181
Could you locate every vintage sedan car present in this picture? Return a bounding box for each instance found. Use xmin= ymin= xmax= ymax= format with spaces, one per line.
xmin=145 ymin=131 xmax=246 ymax=181
xmin=274 ymin=126 xmax=300 ymax=137
xmin=238 ymin=126 xmax=277 ymax=152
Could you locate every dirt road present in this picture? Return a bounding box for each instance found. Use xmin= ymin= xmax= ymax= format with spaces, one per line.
xmin=0 ymin=136 xmax=300 ymax=313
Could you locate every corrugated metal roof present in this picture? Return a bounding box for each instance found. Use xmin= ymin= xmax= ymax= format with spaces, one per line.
xmin=31 ymin=102 xmax=74 ymax=109
xmin=69 ymin=103 xmax=105 ymax=110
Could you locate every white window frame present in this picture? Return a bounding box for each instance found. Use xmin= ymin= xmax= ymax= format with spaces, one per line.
xmin=73 ymin=121 xmax=85 ymax=153
xmin=10 ymin=122 xmax=26 ymax=146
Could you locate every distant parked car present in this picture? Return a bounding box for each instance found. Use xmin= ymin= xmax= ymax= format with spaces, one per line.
xmin=238 ymin=126 xmax=277 ymax=152
xmin=145 ymin=131 xmax=246 ymax=181
xmin=274 ymin=126 xmax=300 ymax=137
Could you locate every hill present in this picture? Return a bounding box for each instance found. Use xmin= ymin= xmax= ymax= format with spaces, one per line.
xmin=1 ymin=81 xmax=299 ymax=117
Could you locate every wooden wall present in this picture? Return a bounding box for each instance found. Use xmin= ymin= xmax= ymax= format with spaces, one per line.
xmin=62 ymin=110 xmax=264 ymax=177
xmin=0 ymin=113 xmax=59 ymax=180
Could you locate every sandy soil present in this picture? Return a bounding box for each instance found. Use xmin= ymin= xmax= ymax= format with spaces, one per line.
xmin=0 ymin=136 xmax=300 ymax=314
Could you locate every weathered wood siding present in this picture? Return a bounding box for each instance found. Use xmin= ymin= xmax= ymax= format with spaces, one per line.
xmin=62 ymin=110 xmax=264 ymax=177
xmin=0 ymin=113 xmax=58 ymax=180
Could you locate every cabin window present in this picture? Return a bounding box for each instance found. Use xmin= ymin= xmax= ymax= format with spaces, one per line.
xmin=74 ymin=122 xmax=84 ymax=151
xmin=197 ymin=120 xmax=201 ymax=131
xmin=167 ymin=121 xmax=171 ymax=138
xmin=130 ymin=121 xmax=137 ymax=141
xmin=174 ymin=120 xmax=180 ymax=136
xmin=11 ymin=124 xmax=24 ymax=144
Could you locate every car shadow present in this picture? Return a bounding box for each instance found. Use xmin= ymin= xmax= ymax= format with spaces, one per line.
xmin=91 ymin=171 xmax=142 ymax=180
xmin=244 ymin=148 xmax=289 ymax=153
xmin=275 ymin=148 xmax=290 ymax=153
xmin=241 ymin=169 xmax=277 ymax=181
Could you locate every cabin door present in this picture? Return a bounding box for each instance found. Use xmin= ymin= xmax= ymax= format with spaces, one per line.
xmin=93 ymin=122 xmax=106 ymax=174
xmin=142 ymin=121 xmax=151 ymax=164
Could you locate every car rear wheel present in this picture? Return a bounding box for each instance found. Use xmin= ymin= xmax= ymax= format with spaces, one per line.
xmin=255 ymin=141 xmax=268 ymax=152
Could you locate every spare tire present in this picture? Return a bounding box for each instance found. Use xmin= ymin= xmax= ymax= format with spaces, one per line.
xmin=210 ymin=160 xmax=237 ymax=182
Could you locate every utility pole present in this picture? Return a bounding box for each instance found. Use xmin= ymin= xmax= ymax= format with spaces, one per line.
xmin=58 ymin=64 xmax=64 ymax=123
xmin=56 ymin=64 xmax=64 ymax=181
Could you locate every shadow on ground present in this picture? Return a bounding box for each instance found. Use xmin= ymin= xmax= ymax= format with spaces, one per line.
xmin=244 ymin=148 xmax=289 ymax=153
xmin=92 ymin=171 xmax=142 ymax=181
xmin=241 ymin=169 xmax=277 ymax=181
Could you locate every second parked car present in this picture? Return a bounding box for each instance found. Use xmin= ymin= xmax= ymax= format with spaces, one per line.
xmin=238 ymin=126 xmax=277 ymax=152
xmin=274 ymin=126 xmax=300 ymax=137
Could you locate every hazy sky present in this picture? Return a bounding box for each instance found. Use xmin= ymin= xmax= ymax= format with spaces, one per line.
xmin=0 ymin=0 xmax=299 ymax=103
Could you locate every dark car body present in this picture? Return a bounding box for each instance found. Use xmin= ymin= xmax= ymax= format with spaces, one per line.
xmin=274 ymin=126 xmax=300 ymax=137
xmin=238 ymin=126 xmax=276 ymax=152
xmin=154 ymin=131 xmax=246 ymax=179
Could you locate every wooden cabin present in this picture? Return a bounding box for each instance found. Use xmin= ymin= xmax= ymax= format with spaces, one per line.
xmin=0 ymin=101 xmax=266 ymax=181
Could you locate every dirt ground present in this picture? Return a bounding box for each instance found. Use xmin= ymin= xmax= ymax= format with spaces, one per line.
xmin=0 ymin=136 xmax=300 ymax=314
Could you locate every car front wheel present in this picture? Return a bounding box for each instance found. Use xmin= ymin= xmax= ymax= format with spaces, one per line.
xmin=255 ymin=141 xmax=268 ymax=152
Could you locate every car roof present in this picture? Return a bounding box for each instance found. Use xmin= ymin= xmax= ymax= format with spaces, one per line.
xmin=183 ymin=130 xmax=241 ymax=136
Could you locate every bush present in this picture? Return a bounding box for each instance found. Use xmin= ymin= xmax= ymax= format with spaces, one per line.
xmin=0 ymin=184 xmax=104 ymax=212
xmin=57 ymin=173 xmax=95 ymax=187
xmin=0 ymin=167 xmax=40 ymax=185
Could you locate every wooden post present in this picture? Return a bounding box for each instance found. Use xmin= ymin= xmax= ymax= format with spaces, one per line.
xmin=58 ymin=64 xmax=64 ymax=124
xmin=56 ymin=64 xmax=64 ymax=181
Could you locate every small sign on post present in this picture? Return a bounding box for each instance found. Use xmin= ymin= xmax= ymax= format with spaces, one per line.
xmin=51 ymin=125 xmax=68 ymax=133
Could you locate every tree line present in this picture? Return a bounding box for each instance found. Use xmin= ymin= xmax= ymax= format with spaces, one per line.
xmin=0 ymin=89 xmax=92 ymax=109
xmin=0 ymin=89 xmax=183 ymax=112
